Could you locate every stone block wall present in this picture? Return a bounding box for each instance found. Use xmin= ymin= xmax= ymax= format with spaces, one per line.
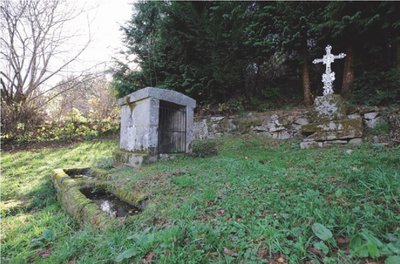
xmin=193 ymin=107 xmax=388 ymax=141
xmin=193 ymin=109 xmax=309 ymax=140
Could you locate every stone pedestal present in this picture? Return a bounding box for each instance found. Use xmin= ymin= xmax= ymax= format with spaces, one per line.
xmin=300 ymin=95 xmax=363 ymax=149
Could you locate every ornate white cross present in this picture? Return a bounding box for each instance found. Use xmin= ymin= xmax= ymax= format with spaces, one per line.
xmin=313 ymin=45 xmax=346 ymax=95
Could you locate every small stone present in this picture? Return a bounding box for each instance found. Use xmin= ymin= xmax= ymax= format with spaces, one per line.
xmin=345 ymin=149 xmax=353 ymax=155
xmin=294 ymin=117 xmax=309 ymax=126
xmin=330 ymin=140 xmax=348 ymax=144
xmin=270 ymin=126 xmax=285 ymax=132
xmin=373 ymin=135 xmax=380 ymax=143
xmin=300 ymin=141 xmax=319 ymax=149
xmin=364 ymin=112 xmax=378 ymax=120
xmin=349 ymin=138 xmax=362 ymax=145
xmin=364 ymin=116 xmax=381 ymax=128
xmin=348 ymin=113 xmax=361 ymax=119
xmin=271 ymin=130 xmax=291 ymax=140
xmin=253 ymin=126 xmax=268 ymax=132
xmin=210 ymin=116 xmax=224 ymax=122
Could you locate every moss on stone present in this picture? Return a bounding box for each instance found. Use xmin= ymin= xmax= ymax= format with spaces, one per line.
xmin=51 ymin=168 xmax=146 ymax=227
xmin=301 ymin=116 xmax=363 ymax=141
xmin=112 ymin=149 xmax=157 ymax=168
xmin=235 ymin=117 xmax=262 ymax=133
xmin=309 ymin=94 xmax=347 ymax=122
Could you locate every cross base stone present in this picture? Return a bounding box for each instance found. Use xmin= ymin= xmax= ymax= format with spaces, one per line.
xmin=300 ymin=95 xmax=363 ymax=149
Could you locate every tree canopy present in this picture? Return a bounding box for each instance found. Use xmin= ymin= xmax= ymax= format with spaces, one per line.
xmin=113 ymin=1 xmax=400 ymax=110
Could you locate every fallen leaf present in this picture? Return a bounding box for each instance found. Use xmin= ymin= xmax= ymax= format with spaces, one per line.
xmin=142 ymin=252 xmax=155 ymax=264
xmin=277 ymin=256 xmax=286 ymax=263
xmin=223 ymin=247 xmax=238 ymax=257
xmin=336 ymin=236 xmax=349 ymax=245
xmin=39 ymin=248 xmax=52 ymax=258
xmin=257 ymin=246 xmax=268 ymax=259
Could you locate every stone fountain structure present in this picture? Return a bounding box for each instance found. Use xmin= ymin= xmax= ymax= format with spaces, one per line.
xmin=113 ymin=87 xmax=196 ymax=168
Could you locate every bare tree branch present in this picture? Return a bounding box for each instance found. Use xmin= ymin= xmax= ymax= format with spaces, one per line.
xmin=0 ymin=0 xmax=91 ymax=106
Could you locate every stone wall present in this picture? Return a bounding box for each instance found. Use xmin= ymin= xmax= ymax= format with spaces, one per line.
xmin=194 ymin=109 xmax=308 ymax=140
xmin=193 ymin=107 xmax=387 ymax=141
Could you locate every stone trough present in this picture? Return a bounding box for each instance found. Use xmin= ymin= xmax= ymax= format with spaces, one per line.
xmin=51 ymin=168 xmax=147 ymax=226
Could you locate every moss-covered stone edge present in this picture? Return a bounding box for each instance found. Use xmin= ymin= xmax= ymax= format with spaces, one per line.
xmin=51 ymin=168 xmax=147 ymax=227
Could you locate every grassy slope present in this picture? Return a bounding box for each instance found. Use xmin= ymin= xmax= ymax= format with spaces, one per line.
xmin=1 ymin=136 xmax=399 ymax=263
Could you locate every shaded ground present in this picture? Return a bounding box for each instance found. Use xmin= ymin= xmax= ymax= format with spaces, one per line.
xmin=1 ymin=134 xmax=118 ymax=152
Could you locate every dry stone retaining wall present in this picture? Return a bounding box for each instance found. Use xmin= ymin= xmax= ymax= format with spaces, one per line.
xmin=193 ymin=107 xmax=387 ymax=142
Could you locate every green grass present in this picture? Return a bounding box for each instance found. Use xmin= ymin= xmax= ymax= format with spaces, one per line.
xmin=1 ymin=136 xmax=400 ymax=263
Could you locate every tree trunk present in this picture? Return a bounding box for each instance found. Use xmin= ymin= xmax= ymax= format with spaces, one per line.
xmin=341 ymin=47 xmax=354 ymax=98
xmin=302 ymin=61 xmax=312 ymax=107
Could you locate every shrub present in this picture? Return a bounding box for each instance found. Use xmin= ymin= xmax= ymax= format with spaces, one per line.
xmin=351 ymin=69 xmax=400 ymax=106
xmin=0 ymin=102 xmax=46 ymax=141
xmin=191 ymin=140 xmax=218 ymax=157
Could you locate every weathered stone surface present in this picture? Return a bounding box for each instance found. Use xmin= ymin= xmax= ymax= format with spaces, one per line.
xmin=193 ymin=106 xmax=395 ymax=146
xmin=193 ymin=119 xmax=208 ymax=140
xmin=327 ymin=140 xmax=348 ymax=144
xmin=363 ymin=112 xmax=381 ymax=128
xmin=300 ymin=94 xmax=365 ymax=149
xmin=221 ymin=118 xmax=237 ymax=133
xmin=300 ymin=141 xmax=323 ymax=149
xmin=348 ymin=113 xmax=361 ymax=119
xmin=113 ymin=150 xmax=157 ymax=169
xmin=252 ymin=114 xmax=293 ymax=139
xmin=253 ymin=125 xmax=268 ymax=132
xmin=210 ymin=116 xmax=224 ymax=122
xmin=294 ymin=117 xmax=309 ymax=126
xmin=301 ymin=117 xmax=363 ymax=140
xmin=311 ymin=94 xmax=347 ymax=121
xmin=116 ymin=87 xmax=196 ymax=168
xmin=51 ymin=168 xmax=146 ymax=227
xmin=389 ymin=111 xmax=400 ymax=145
xmin=349 ymin=138 xmax=362 ymax=145
xmin=119 ymin=98 xmax=159 ymax=153
xmin=271 ymin=130 xmax=291 ymax=140
xmin=118 ymin=87 xmax=196 ymax=108
xmin=364 ymin=112 xmax=378 ymax=120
